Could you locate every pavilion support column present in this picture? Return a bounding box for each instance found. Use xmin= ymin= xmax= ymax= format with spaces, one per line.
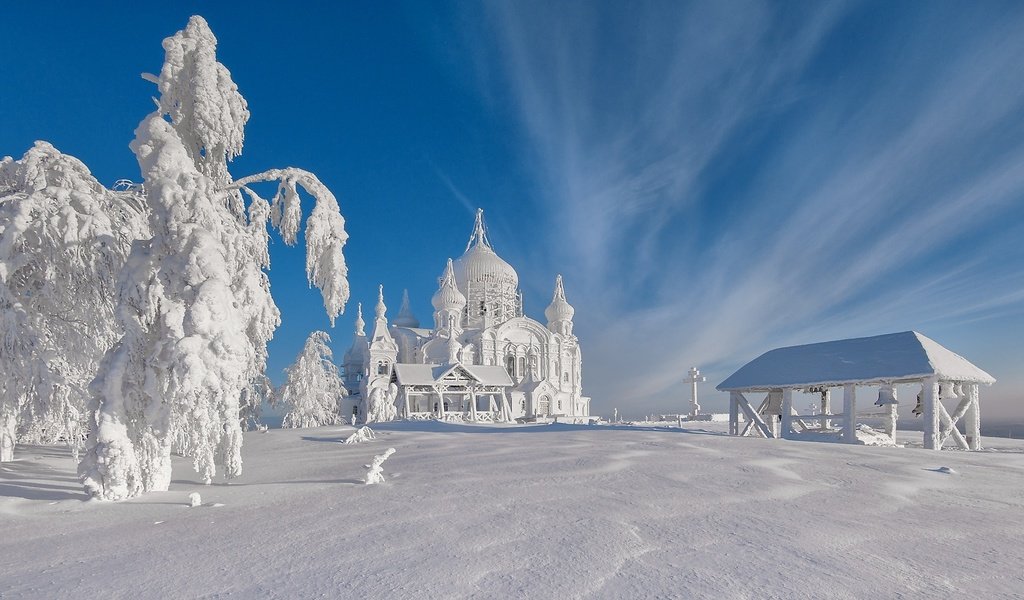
xmin=781 ymin=389 xmax=794 ymax=439
xmin=729 ymin=392 xmax=740 ymax=436
xmin=470 ymin=388 xmax=478 ymax=422
xmin=965 ymin=383 xmax=981 ymax=450
xmin=821 ymin=389 xmax=832 ymax=430
xmin=842 ymin=384 xmax=857 ymax=444
xmin=883 ymin=386 xmax=898 ymax=444
xmin=922 ymin=377 xmax=940 ymax=450
xmin=403 ymin=389 xmax=411 ymax=419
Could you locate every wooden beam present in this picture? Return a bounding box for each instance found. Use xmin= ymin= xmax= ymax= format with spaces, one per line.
xmin=781 ymin=389 xmax=794 ymax=439
xmin=937 ymin=400 xmax=969 ymax=450
xmin=965 ymin=384 xmax=981 ymax=451
xmin=737 ymin=393 xmax=773 ymax=439
xmin=843 ymin=384 xmax=857 ymax=444
xmin=923 ymin=378 xmax=940 ymax=450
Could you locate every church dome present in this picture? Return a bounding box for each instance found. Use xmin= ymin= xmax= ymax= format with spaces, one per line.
xmin=544 ymin=274 xmax=575 ymax=324
xmin=453 ymin=209 xmax=519 ymax=293
xmin=432 ymin=258 xmax=467 ymax=313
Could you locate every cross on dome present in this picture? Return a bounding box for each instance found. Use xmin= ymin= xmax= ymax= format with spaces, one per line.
xmin=465 ymin=207 xmax=493 ymax=253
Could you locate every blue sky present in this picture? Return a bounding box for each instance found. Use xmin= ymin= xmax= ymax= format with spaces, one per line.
xmin=2 ymin=1 xmax=1022 ymax=420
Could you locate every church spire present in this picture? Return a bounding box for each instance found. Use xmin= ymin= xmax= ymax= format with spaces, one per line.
xmin=465 ymin=208 xmax=493 ymax=253
xmin=354 ymin=302 xmax=365 ymax=336
xmin=393 ymin=289 xmax=420 ymax=328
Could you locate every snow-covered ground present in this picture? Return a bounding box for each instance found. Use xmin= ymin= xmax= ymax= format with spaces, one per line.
xmin=2 ymin=422 xmax=1023 ymax=599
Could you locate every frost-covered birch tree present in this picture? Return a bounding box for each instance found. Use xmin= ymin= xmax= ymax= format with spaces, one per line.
xmin=0 ymin=144 xmax=148 ymax=462
xmin=277 ymin=331 xmax=346 ymax=428
xmin=79 ymin=16 xmax=349 ymax=500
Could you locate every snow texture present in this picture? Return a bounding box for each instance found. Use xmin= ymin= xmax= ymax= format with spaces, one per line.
xmin=188 ymin=492 xmax=201 ymax=508
xmin=2 ymin=423 xmax=1024 ymax=598
xmin=718 ymin=330 xmax=996 ymax=391
xmin=363 ymin=447 xmax=395 ymax=485
xmin=277 ymin=331 xmax=346 ymax=428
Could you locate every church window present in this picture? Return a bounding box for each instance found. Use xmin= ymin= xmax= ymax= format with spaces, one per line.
xmin=377 ymin=361 xmax=389 ymax=375
xmin=506 ymin=356 xmax=516 ymax=376
xmin=352 ymin=405 xmax=359 ymax=416
xmin=518 ymin=357 xmax=526 ymax=376
xmin=520 ymin=399 xmax=526 ymax=411
xmin=563 ymin=372 xmax=569 ymax=383
xmin=557 ymin=399 xmax=562 ymax=411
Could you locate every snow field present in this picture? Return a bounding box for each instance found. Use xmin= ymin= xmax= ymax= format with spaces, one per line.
xmin=2 ymin=422 xmax=1023 ymax=598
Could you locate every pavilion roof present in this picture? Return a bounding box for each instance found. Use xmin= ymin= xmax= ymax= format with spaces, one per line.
xmin=717 ymin=331 xmax=995 ymax=392
xmin=393 ymin=363 xmax=514 ymax=387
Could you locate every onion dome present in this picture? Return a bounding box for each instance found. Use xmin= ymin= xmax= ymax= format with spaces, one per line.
xmin=453 ymin=209 xmax=518 ymax=293
xmin=545 ymin=274 xmax=575 ymax=324
xmin=353 ymin=302 xmax=366 ymax=336
xmin=393 ymin=289 xmax=420 ymax=328
xmin=374 ymin=284 xmax=387 ymax=320
xmin=432 ymin=258 xmax=467 ymax=313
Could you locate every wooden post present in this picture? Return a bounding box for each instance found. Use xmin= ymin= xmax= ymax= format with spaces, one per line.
xmin=469 ymin=388 xmax=478 ymax=422
xmin=965 ymin=383 xmax=981 ymax=450
xmin=922 ymin=377 xmax=940 ymax=450
xmin=821 ymin=389 xmax=832 ymax=430
xmin=781 ymin=389 xmax=793 ymax=439
xmin=729 ymin=392 xmax=740 ymax=436
xmin=842 ymin=384 xmax=857 ymax=444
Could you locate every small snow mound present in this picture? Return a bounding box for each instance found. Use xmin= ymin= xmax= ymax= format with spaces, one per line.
xmin=344 ymin=426 xmax=376 ymax=445
xmin=935 ymin=466 xmax=957 ymax=475
xmin=188 ymin=492 xmax=202 ymax=507
xmin=211 ymin=503 xmax=225 ymax=508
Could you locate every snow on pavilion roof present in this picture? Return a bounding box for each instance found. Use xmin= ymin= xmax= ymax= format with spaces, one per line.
xmin=717 ymin=331 xmax=995 ymax=392
xmin=393 ymin=363 xmax=514 ymax=387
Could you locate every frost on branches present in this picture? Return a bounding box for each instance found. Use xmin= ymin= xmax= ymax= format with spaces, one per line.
xmin=0 ymin=144 xmax=148 ymax=462
xmin=79 ymin=16 xmax=349 ymax=500
xmin=277 ymin=331 xmax=346 ymax=428
xmin=364 ymin=448 xmax=396 ymax=485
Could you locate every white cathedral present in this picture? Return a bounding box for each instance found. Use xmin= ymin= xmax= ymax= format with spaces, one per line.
xmin=341 ymin=209 xmax=590 ymax=422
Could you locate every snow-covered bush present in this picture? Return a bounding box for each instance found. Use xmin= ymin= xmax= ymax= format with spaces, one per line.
xmin=344 ymin=426 xmax=376 ymax=445
xmin=277 ymin=331 xmax=347 ymax=428
xmin=364 ymin=447 xmax=396 ymax=485
xmin=363 ymin=382 xmax=398 ymax=424
xmin=79 ymin=16 xmax=349 ymax=500
xmin=0 ymin=144 xmax=148 ymax=462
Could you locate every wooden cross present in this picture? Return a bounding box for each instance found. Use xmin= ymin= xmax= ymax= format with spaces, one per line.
xmin=685 ymin=367 xmax=706 ymax=418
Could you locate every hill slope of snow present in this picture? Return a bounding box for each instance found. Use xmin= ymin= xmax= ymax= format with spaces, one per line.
xmin=2 ymin=422 xmax=1023 ymax=598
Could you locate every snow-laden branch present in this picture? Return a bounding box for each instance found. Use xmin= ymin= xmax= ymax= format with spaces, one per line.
xmin=228 ymin=169 xmax=349 ymax=324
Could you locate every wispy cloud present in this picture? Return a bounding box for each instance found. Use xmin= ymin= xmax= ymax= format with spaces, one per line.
xmin=459 ymin=1 xmax=1024 ymax=418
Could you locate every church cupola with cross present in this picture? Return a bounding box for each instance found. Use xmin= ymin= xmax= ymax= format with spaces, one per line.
xmin=452 ymin=209 xmax=522 ymax=328
xmin=432 ymin=258 xmax=466 ymax=336
xmin=545 ymin=274 xmax=575 ymax=336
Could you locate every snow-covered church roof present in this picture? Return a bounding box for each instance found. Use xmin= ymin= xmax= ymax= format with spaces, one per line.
xmin=717 ymin=331 xmax=995 ymax=392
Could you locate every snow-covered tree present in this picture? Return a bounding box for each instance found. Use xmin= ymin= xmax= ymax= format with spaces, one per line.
xmin=79 ymin=16 xmax=349 ymax=500
xmin=277 ymin=331 xmax=346 ymax=428
xmin=0 ymin=144 xmax=148 ymax=462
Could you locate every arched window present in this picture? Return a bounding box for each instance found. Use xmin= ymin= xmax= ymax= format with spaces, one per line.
xmin=520 ymin=399 xmax=526 ymax=411
xmin=563 ymin=372 xmax=569 ymax=383
xmin=377 ymin=361 xmax=389 ymax=375
xmin=518 ymin=357 xmax=526 ymax=377
xmin=506 ymin=356 xmax=516 ymax=376
xmin=557 ymin=399 xmax=562 ymax=411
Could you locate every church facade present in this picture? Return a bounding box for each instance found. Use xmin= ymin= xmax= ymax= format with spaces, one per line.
xmin=341 ymin=209 xmax=590 ymax=422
